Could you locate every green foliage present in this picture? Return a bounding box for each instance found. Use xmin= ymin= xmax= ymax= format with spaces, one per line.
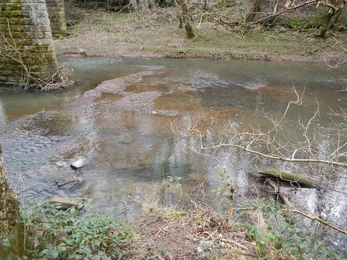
xmin=212 ymin=169 xmax=235 ymax=199
xmin=91 ymin=15 xmax=120 ymax=32
xmin=0 ymin=234 xmax=15 ymax=260
xmin=306 ymin=14 xmax=326 ymax=29
xmin=162 ymin=175 xmax=182 ymax=189
xmin=19 ymin=202 xmax=135 ymax=259
xmin=276 ymin=15 xmax=302 ymax=29
xmin=1 ymin=239 xmax=12 ymax=248
xmin=234 ymin=200 xmax=344 ymax=259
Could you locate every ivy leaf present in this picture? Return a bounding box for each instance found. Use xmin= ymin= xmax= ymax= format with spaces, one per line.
xmin=5 ymin=255 xmax=13 ymax=260
xmin=2 ymin=241 xmax=11 ymax=248
xmin=51 ymin=250 xmax=59 ymax=259
xmin=257 ymin=241 xmax=266 ymax=255
xmin=216 ymin=171 xmax=225 ymax=179
xmin=275 ymin=241 xmax=282 ymax=250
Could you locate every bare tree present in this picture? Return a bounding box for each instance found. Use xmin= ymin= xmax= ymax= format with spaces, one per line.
xmin=250 ymin=0 xmax=346 ymax=37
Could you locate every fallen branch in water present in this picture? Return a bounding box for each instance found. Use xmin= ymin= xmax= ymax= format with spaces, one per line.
xmin=175 ymin=86 xmax=347 ymax=176
xmin=289 ymin=209 xmax=347 ymax=235
xmin=258 ymin=169 xmax=323 ymax=189
xmin=266 ymin=179 xmax=347 ymax=236
xmin=198 ymin=140 xmax=347 ymax=169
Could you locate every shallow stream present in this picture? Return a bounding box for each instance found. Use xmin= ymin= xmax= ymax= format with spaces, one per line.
xmin=1 ymin=57 xmax=347 ymax=253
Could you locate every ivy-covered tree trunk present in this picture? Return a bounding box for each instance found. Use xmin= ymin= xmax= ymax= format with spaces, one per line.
xmin=320 ymin=1 xmax=345 ymax=38
xmin=180 ymin=0 xmax=195 ymax=39
xmin=0 ymin=147 xmax=24 ymax=258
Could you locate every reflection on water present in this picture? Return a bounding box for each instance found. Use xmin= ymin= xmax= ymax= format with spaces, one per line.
xmin=1 ymin=57 xmax=347 ymax=253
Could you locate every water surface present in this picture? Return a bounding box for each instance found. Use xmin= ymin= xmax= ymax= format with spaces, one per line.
xmin=1 ymin=57 xmax=347 ymax=253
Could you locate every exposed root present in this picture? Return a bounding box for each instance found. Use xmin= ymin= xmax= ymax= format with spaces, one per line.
xmin=32 ymin=66 xmax=73 ymax=92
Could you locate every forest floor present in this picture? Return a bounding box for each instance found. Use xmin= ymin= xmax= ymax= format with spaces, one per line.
xmin=54 ymin=1 xmax=347 ymax=64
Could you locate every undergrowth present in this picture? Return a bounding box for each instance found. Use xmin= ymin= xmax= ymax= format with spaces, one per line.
xmin=233 ymin=199 xmax=345 ymax=259
xmin=19 ymin=202 xmax=136 ymax=259
xmin=8 ymin=186 xmax=346 ymax=259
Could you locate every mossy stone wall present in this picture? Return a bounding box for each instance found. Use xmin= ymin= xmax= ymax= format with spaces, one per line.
xmin=47 ymin=0 xmax=67 ymax=37
xmin=0 ymin=0 xmax=59 ymax=84
xmin=0 ymin=146 xmax=24 ymax=258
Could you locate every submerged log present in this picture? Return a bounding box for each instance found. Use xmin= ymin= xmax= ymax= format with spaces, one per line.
xmin=55 ymin=175 xmax=79 ymax=188
xmin=50 ymin=195 xmax=84 ymax=210
xmin=258 ymin=169 xmax=322 ymax=189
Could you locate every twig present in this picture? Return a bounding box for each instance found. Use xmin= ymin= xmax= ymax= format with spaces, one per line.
xmin=116 ymin=3 xmax=131 ymax=13
xmin=266 ymin=180 xmax=347 ymax=236
xmin=199 ymin=142 xmax=347 ymax=168
xmin=289 ymin=209 xmax=347 ymax=235
xmin=220 ymin=238 xmax=249 ymax=250
xmin=252 ymin=0 xmax=318 ymax=25
xmin=198 ymin=12 xmax=239 ymax=29
xmin=206 ymin=229 xmax=218 ymax=240
xmin=154 ymin=226 xmax=165 ymax=238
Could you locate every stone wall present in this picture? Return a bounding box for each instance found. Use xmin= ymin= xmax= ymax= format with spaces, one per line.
xmin=0 ymin=0 xmax=58 ymax=84
xmin=0 ymin=146 xmax=24 ymax=258
xmin=46 ymin=0 xmax=67 ymax=37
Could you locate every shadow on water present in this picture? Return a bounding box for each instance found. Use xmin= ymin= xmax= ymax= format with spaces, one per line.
xmin=1 ymin=57 xmax=347 ymax=254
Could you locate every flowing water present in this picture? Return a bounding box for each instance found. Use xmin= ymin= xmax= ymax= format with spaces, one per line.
xmin=1 ymin=57 xmax=347 ymax=253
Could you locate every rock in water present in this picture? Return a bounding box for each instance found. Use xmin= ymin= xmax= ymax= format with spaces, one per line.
xmin=70 ymin=157 xmax=90 ymax=170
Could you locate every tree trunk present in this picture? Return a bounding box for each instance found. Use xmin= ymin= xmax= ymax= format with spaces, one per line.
xmin=320 ymin=2 xmax=345 ymax=38
xmin=245 ymin=0 xmax=261 ymax=23
xmin=180 ymin=0 xmax=195 ymax=39
xmin=0 ymin=147 xmax=24 ymax=258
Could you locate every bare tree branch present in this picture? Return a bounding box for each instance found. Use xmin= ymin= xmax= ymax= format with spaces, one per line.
xmin=198 ymin=141 xmax=347 ymax=168
xmin=290 ymin=208 xmax=347 ymax=235
xmin=265 ymin=179 xmax=347 ymax=235
xmin=252 ymin=0 xmax=318 ymax=25
xmin=171 ymin=85 xmax=347 ymax=182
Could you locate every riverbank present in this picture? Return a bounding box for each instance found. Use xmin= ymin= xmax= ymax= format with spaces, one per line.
xmin=54 ymin=3 xmax=347 ymax=63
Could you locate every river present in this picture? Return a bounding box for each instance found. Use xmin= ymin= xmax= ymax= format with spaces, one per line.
xmin=1 ymin=57 xmax=347 ymax=254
